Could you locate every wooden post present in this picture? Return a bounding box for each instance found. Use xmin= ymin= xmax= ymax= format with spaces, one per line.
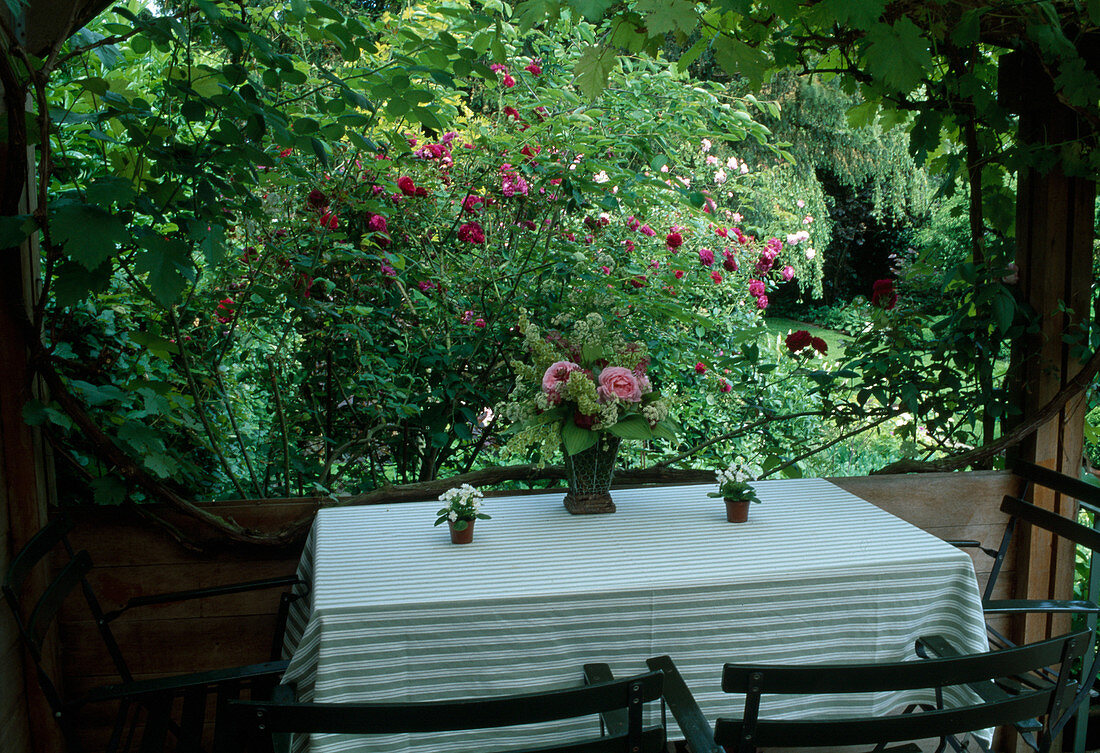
xmin=0 ymin=14 xmax=61 ymax=753
xmin=1001 ymin=51 xmax=1097 ymax=644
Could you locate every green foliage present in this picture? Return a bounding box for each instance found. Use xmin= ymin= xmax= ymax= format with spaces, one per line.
xmin=29 ymin=0 xmax=853 ymax=502
xmin=11 ymin=0 xmax=1082 ymax=512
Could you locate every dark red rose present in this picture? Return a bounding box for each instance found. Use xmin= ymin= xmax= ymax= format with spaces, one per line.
xmin=785 ymin=330 xmax=813 ymax=353
xmin=573 ymin=411 xmax=597 ymax=429
xmin=397 ymin=176 xmax=416 ymax=196
xmin=872 ymin=279 xmax=897 ymax=310
xmin=811 ymin=337 xmax=828 ymax=355
xmin=307 ymin=189 xmax=328 ymax=209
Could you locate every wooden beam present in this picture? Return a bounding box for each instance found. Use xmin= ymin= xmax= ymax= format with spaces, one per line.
xmin=1001 ymin=51 xmax=1097 ymax=645
xmin=0 ymin=15 xmax=61 ymax=747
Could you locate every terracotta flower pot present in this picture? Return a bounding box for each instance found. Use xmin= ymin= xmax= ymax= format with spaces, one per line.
xmin=449 ymin=519 xmax=475 ymax=544
xmin=724 ymin=498 xmax=751 ymax=523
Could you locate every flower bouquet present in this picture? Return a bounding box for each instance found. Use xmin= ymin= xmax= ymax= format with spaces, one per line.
xmin=435 ymin=484 xmax=490 ymax=544
xmin=503 ymin=313 xmax=678 ymax=513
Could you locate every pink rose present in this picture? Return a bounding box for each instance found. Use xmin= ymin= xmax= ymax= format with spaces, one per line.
xmin=543 ymin=361 xmax=581 ymax=394
xmin=367 ymin=214 xmax=388 ymax=233
xmin=748 ymin=279 xmax=766 ymax=297
xmin=597 ymin=366 xmax=642 ymax=403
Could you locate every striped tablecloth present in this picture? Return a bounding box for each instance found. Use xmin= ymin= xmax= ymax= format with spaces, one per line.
xmin=282 ymin=479 xmax=989 ymax=753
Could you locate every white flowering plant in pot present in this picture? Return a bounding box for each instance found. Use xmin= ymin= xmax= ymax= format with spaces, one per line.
xmin=708 ymin=461 xmax=762 ymax=503
xmin=434 ymin=484 xmax=490 ymax=531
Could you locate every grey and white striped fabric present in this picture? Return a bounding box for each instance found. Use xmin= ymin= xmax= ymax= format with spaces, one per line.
xmin=282 ymin=479 xmax=989 ymax=753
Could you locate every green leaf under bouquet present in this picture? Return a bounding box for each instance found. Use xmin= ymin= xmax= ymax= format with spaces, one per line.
xmin=502 ymin=312 xmax=678 ymax=458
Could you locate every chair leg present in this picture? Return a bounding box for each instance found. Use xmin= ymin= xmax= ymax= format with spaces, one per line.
xmin=105 ymin=699 xmax=132 ymax=753
xmin=138 ymin=695 xmax=172 ymax=753
xmin=177 ymin=686 xmax=207 ymax=752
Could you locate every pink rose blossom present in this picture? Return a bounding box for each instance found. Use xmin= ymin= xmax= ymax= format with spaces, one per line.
xmin=502 ymin=74 xmax=515 ymax=87
xmin=711 ymin=271 xmax=723 ymax=284
xmin=781 ymin=265 xmax=795 ymax=281
xmin=501 ymin=172 xmax=529 ymax=197
xmin=525 ymin=61 xmax=542 ymax=76
xmin=367 ymin=214 xmax=388 ymax=233
xmin=639 ymin=224 xmax=656 ymax=237
xmin=462 ymin=194 xmax=484 ymax=214
xmin=698 ymin=248 xmax=714 ymax=267
xmin=756 ymin=295 xmax=769 ymax=310
xmin=694 ymin=362 xmax=707 ymax=374
xmin=597 ymin=366 xmax=643 ymax=403
xmin=542 ymin=361 xmax=581 ymax=397
xmin=748 ymin=279 xmax=766 ymax=297
xmin=458 ymin=221 xmax=486 ymax=244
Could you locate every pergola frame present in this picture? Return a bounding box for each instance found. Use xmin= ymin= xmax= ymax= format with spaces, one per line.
xmin=0 ymin=4 xmax=1095 ymax=752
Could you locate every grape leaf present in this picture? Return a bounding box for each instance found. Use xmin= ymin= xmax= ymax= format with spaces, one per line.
xmin=713 ymin=35 xmax=769 ymax=88
xmin=863 ymin=18 xmax=934 ymax=94
xmin=91 ymin=475 xmax=127 ymax=506
xmin=635 ymin=0 xmax=698 ymax=36
xmin=574 ymin=45 xmax=617 ymax=99
xmin=810 ymin=0 xmax=885 ymax=30
xmin=135 ymin=236 xmax=194 ymax=305
xmin=568 ymin=0 xmax=616 ymax=22
xmin=50 ymin=202 xmax=130 ymax=270
xmin=0 ymin=214 xmax=32 ymax=249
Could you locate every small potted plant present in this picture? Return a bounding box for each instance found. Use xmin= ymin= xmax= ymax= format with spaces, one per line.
xmin=708 ymin=462 xmax=761 ymax=522
xmin=435 ymin=484 xmax=490 ymax=544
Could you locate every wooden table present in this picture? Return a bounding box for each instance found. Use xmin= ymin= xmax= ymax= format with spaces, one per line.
xmin=282 ymin=479 xmax=989 ymax=752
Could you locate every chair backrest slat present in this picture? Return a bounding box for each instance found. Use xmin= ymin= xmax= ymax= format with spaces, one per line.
xmin=27 ymin=550 xmax=94 ymax=651
xmin=1013 ymin=460 xmax=1100 ymax=509
xmin=718 ymin=631 xmax=1090 ymax=753
xmin=224 ymin=671 xmax=665 ymax=753
xmin=723 ymin=630 xmax=1089 ymax=694
xmin=3 ymin=516 xmax=74 ymax=593
xmin=1001 ymin=496 xmax=1100 ymax=553
xmin=716 ymin=689 xmax=1055 ymax=749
